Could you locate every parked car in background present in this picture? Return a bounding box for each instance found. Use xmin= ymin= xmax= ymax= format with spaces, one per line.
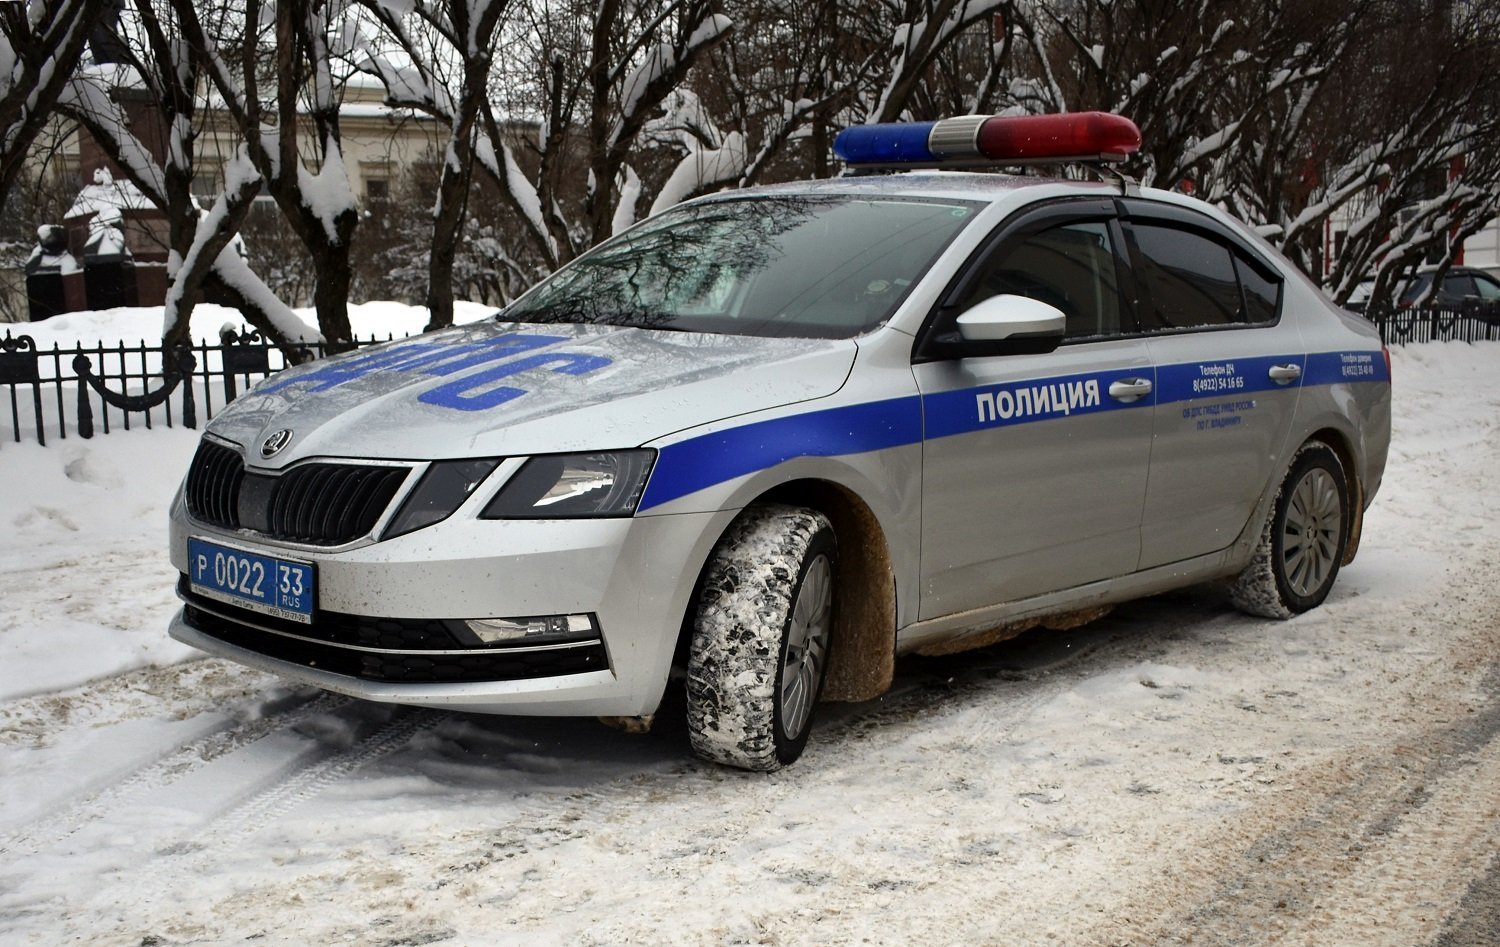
xmin=167 ymin=112 xmax=1392 ymax=771
xmin=1348 ymin=265 xmax=1500 ymax=316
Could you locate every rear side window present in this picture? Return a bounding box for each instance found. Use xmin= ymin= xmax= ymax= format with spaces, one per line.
xmin=1130 ymin=222 xmax=1281 ymax=330
xmin=1237 ymin=256 xmax=1281 ymax=325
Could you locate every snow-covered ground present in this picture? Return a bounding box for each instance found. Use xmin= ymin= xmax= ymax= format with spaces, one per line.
xmin=2 ymin=339 xmax=1498 ymax=946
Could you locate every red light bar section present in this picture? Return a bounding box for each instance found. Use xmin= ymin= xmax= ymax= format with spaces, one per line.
xmin=975 ymin=112 xmax=1141 ymax=162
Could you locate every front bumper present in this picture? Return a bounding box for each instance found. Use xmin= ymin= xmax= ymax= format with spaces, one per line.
xmin=168 ymin=499 xmax=732 ymax=717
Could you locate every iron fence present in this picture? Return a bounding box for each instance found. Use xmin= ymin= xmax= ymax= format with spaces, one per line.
xmin=1367 ymin=306 xmax=1500 ymax=345
xmin=1 ymin=327 xmax=395 ymax=448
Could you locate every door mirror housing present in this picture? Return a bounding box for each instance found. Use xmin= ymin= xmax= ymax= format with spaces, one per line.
xmin=957 ymin=294 xmax=1067 ymax=342
xmin=913 ymin=293 xmax=1069 ymax=362
xmin=919 ymin=293 xmax=1066 ymax=358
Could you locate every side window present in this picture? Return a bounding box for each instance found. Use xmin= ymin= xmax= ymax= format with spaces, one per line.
xmin=1398 ymin=274 xmax=1432 ymax=306
xmin=1130 ymin=224 xmax=1241 ymax=330
xmin=955 ymin=221 xmax=1124 ymax=339
xmin=1130 ymin=222 xmax=1282 ymax=330
xmin=1473 ymin=274 xmax=1500 ymax=300
xmin=1440 ymin=274 xmax=1476 ymax=303
xmin=1236 ymin=256 xmax=1281 ymax=325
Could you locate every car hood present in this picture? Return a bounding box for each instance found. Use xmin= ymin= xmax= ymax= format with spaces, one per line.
xmin=208 ymin=321 xmax=858 ymax=467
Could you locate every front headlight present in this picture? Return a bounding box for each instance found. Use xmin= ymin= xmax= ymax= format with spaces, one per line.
xmin=481 ymin=450 xmax=656 ymax=519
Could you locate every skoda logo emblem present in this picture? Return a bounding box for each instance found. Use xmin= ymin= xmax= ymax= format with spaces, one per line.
xmin=261 ymin=429 xmax=294 ymax=458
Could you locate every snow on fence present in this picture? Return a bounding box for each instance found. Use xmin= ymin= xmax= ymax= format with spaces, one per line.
xmin=0 ymin=328 xmax=397 ymax=448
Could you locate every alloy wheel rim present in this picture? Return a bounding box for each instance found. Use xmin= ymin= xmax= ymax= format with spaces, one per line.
xmin=1281 ymin=467 xmax=1342 ymax=598
xmin=780 ymin=554 xmax=833 ymax=741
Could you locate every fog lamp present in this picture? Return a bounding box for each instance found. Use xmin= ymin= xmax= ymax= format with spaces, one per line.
xmin=459 ymin=613 xmax=596 ymax=645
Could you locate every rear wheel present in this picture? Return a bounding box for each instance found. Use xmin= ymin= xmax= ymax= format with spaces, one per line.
xmin=1231 ymin=441 xmax=1349 ymax=619
xmin=686 ymin=504 xmax=835 ymax=771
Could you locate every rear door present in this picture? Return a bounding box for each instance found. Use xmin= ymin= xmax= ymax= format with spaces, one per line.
xmin=913 ymin=199 xmax=1155 ymax=619
xmin=1118 ymin=200 xmax=1305 ymax=569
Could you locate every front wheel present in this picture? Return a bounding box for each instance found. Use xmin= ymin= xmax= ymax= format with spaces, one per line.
xmin=686 ymin=504 xmax=836 ymax=771
xmin=1231 ymin=441 xmax=1349 ymax=619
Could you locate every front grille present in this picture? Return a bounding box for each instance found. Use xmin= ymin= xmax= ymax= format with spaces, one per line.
xmin=180 ymin=590 xmax=609 ymax=685
xmin=184 ymin=440 xmax=408 ymax=545
xmin=185 ymin=440 xmax=245 ymax=528
xmin=257 ymin=463 xmax=409 ymax=544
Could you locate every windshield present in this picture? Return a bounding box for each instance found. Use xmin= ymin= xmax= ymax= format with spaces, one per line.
xmin=504 ymin=195 xmax=980 ymax=339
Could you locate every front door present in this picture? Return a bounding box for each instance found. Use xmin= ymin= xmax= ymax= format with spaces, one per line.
xmin=914 ymin=205 xmax=1155 ymax=619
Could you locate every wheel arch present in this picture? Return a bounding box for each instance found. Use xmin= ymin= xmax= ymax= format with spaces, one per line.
xmin=761 ymin=479 xmax=897 ymax=702
xmin=1304 ymin=426 xmax=1364 ymax=565
xmin=677 ymin=478 xmax=898 ymax=704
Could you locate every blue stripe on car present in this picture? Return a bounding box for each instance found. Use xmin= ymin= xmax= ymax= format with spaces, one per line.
xmin=636 ymin=350 xmax=1389 ymax=511
xmin=638 ymin=397 xmax=924 ymax=511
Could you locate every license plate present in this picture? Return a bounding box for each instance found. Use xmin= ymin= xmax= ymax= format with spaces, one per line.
xmin=188 ymin=538 xmax=315 ymax=624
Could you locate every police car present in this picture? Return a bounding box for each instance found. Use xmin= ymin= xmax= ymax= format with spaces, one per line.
xmin=168 ymin=112 xmax=1392 ymax=771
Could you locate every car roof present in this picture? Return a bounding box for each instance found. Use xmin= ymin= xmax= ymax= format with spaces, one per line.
xmin=694 ymin=171 xmax=1124 ymax=205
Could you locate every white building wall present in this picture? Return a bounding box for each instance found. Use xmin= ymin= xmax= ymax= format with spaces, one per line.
xmin=1461 ymin=217 xmax=1500 ymax=276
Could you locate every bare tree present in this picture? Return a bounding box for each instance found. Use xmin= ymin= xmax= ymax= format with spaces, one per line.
xmin=0 ymin=0 xmax=111 ymax=202
xmin=355 ymin=0 xmax=512 ymax=329
xmin=1306 ymin=0 xmax=1500 ymax=306
xmin=57 ymin=0 xmax=314 ymax=353
xmin=169 ymin=0 xmax=365 ymax=351
xmin=865 ymin=0 xmax=1011 ymax=123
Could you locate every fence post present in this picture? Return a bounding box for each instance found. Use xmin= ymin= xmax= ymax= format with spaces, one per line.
xmin=73 ymin=354 xmax=95 ymax=438
xmin=177 ymin=345 xmax=197 ymax=429
xmin=220 ymin=327 xmax=271 ymax=403
xmin=0 ymin=332 xmax=45 ymax=447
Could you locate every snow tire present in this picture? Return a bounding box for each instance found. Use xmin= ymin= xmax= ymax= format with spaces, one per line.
xmin=686 ymin=504 xmax=836 ymax=772
xmin=1231 ymin=441 xmax=1349 ymax=619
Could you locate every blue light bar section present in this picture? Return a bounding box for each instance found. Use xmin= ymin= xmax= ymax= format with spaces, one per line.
xmin=833 ymin=122 xmax=937 ymax=165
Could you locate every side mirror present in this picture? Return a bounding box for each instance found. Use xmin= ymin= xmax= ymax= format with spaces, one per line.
xmin=956 ymin=294 xmax=1067 ymax=342
xmin=913 ymin=293 xmax=1070 ymax=363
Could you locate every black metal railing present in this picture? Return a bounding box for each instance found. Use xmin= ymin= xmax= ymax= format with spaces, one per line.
xmin=1366 ymin=305 xmax=1500 ymax=345
xmin=0 ymin=327 xmax=396 ymax=448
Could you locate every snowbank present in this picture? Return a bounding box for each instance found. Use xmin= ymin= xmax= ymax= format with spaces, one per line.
xmin=4 ymin=299 xmax=495 ymax=348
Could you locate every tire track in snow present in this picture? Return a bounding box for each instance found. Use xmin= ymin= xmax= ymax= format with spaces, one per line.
xmin=427 ymin=617 xmax=1164 ymax=897
xmin=48 ymin=707 xmax=451 ymax=943
xmin=205 ymin=707 xmax=448 ymax=843
xmin=1077 ymin=604 xmax=1500 ymax=947
xmin=0 ymin=691 xmax=347 ymax=857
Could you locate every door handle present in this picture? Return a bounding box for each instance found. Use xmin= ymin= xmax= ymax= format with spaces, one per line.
xmin=1268 ymin=363 xmax=1303 ymax=384
xmin=1108 ymin=377 xmax=1154 ymax=402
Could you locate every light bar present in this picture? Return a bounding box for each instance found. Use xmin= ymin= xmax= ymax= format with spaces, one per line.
xmin=832 ymin=120 xmax=938 ymax=164
xmin=834 ymin=112 xmax=1141 ymax=167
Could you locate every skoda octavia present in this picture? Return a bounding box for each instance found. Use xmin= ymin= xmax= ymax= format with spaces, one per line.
xmin=169 ymin=112 xmax=1391 ymax=770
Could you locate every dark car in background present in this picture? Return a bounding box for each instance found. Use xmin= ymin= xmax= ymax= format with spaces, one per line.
xmin=1349 ymin=265 xmax=1500 ymax=319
